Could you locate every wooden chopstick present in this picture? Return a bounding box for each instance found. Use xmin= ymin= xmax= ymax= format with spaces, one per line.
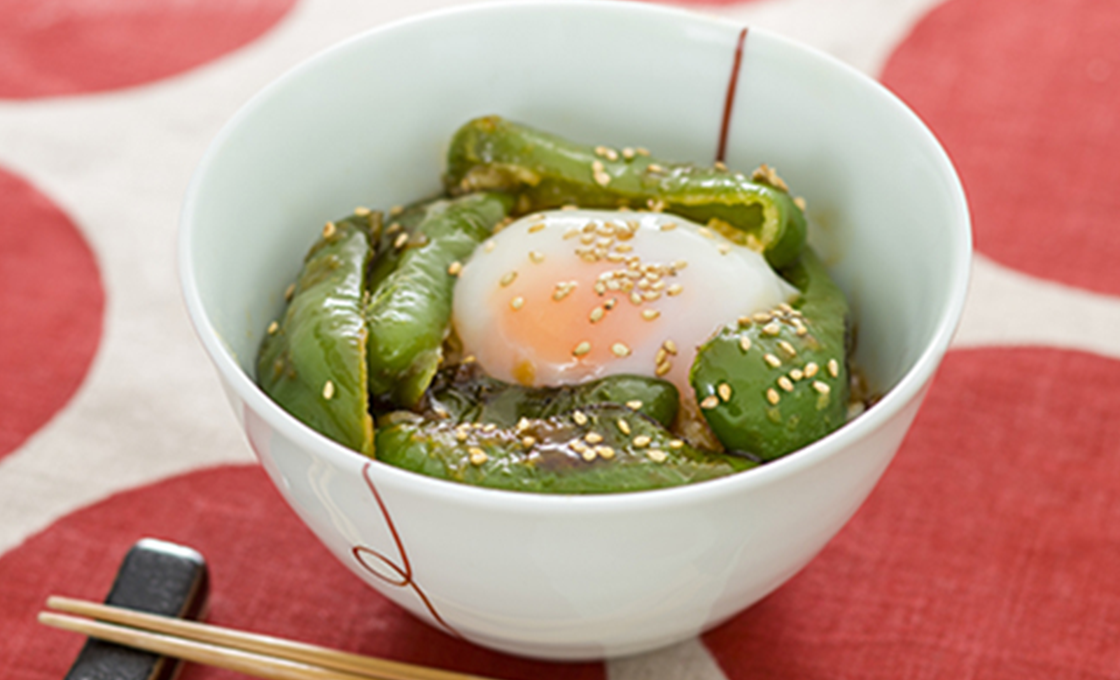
xmin=41 ymin=596 xmax=496 ymax=680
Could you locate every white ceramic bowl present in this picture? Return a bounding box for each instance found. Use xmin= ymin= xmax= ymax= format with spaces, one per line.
xmin=180 ymin=0 xmax=970 ymax=660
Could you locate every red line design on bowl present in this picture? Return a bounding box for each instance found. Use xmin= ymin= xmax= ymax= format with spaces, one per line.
xmin=352 ymin=462 xmax=463 ymax=639
xmin=717 ymin=27 xmax=749 ymax=163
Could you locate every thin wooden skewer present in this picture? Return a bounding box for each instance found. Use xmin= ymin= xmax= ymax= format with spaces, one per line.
xmin=42 ymin=596 xmax=495 ymax=680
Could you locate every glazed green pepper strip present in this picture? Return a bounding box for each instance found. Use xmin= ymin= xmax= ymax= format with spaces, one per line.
xmin=422 ymin=364 xmax=680 ymax=428
xmin=376 ymin=403 xmax=754 ymax=494
xmin=445 ymin=116 xmax=808 ymax=269
xmin=257 ymin=212 xmax=379 ymax=455
xmin=365 ymin=193 xmax=512 ymax=408
xmin=690 ymin=247 xmax=849 ymax=460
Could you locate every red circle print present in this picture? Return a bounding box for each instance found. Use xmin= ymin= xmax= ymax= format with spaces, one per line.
xmin=0 ymin=167 xmax=104 ymax=460
xmin=0 ymin=0 xmax=297 ymax=99
xmin=880 ymin=0 xmax=1120 ymax=295
xmin=703 ymin=348 xmax=1120 ymax=679
xmin=0 ymin=465 xmax=605 ymax=680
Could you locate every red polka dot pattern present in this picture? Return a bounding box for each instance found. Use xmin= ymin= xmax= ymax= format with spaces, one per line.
xmin=880 ymin=0 xmax=1120 ymax=295
xmin=0 ymin=167 xmax=104 ymax=461
xmin=703 ymin=348 xmax=1120 ymax=679
xmin=0 ymin=0 xmax=298 ymax=99
xmin=0 ymin=465 xmax=605 ymax=680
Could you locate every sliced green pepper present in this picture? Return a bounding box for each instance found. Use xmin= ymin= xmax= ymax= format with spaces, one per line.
xmin=445 ymin=116 xmax=807 ymax=268
xmin=365 ymin=193 xmax=512 ymax=408
xmin=257 ymin=211 xmax=379 ymax=455
xmin=421 ymin=363 xmax=680 ymax=428
xmin=689 ymin=247 xmax=849 ymax=460
xmin=376 ymin=403 xmax=754 ymax=494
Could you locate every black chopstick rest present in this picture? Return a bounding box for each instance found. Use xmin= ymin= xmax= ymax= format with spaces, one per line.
xmin=62 ymin=538 xmax=209 ymax=680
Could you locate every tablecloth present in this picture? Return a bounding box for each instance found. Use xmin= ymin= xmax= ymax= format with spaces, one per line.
xmin=2 ymin=0 xmax=1118 ymax=678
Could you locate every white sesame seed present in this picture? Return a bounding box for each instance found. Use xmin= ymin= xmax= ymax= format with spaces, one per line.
xmin=612 ymin=343 xmax=631 ymax=357
xmin=592 ymin=160 xmax=605 ymax=173
xmin=389 ymin=205 xmax=404 ymax=216
xmin=647 ymin=163 xmax=664 ymax=173
xmin=794 ymin=196 xmax=807 ymax=211
xmin=700 ymin=395 xmax=720 ymax=410
xmin=668 ymin=439 xmax=684 ymax=449
xmin=573 ymin=411 xmax=588 ymax=426
xmin=455 ymin=430 xmax=469 ymax=442
xmin=529 ymin=250 xmax=545 ymax=263
xmin=626 ymin=400 xmax=643 ymax=410
xmin=322 ymin=380 xmax=335 ymax=400
xmin=655 ymin=361 xmax=672 ymax=377
xmin=354 ymin=206 xmax=371 ymax=216
xmin=594 ymin=171 xmax=611 ymax=187
xmin=581 ymin=448 xmax=598 ymax=462
xmin=718 ymin=383 xmax=732 ymax=402
xmin=393 ymin=232 xmax=408 ymax=249
xmin=753 ymin=312 xmax=772 ymax=323
xmin=522 ymin=436 xmax=536 ymax=448
xmin=763 ymin=323 xmax=781 ymax=336
xmin=764 ymin=353 xmax=782 ymax=368
xmin=714 ymin=160 xmax=729 ymax=171
xmin=500 ymin=271 xmax=518 ymax=287
xmin=385 ymin=222 xmax=402 ymax=235
xmin=267 ymin=321 xmax=279 ymax=335
xmin=516 ymin=417 xmax=530 ymax=432
xmin=778 ymin=340 xmax=797 ymax=356
xmin=813 ymin=381 xmax=831 ymax=395
xmin=739 ymin=336 xmax=752 ymax=352
xmin=767 ymin=388 xmax=781 ymax=405
xmin=642 ymin=309 xmax=660 ymax=321
xmin=447 ymin=261 xmax=462 ymax=276
xmin=805 ymin=362 xmax=819 ymax=378
xmin=663 ymin=340 xmax=678 ymax=355
xmin=622 ymin=147 xmax=635 ymax=159
xmin=322 ymin=221 xmax=337 ymax=238
xmin=698 ymin=227 xmax=714 ymax=239
xmin=573 ymin=341 xmax=591 ymax=357
xmin=589 ymin=307 xmax=605 ymax=323
xmin=630 ymin=292 xmax=643 ymax=305
xmin=597 ymin=446 xmax=616 ymax=459
xmin=790 ymin=368 xmax=804 ymax=381
xmin=483 ymin=239 xmax=496 ymax=252
xmin=660 ymin=222 xmax=678 ymax=231
xmin=617 ymin=419 xmax=631 ymax=435
xmin=718 ymin=244 xmax=731 ymax=255
xmin=563 ymin=226 xmax=580 ymax=240
xmin=469 ymin=447 xmax=488 ymax=465
xmin=828 ymin=359 xmax=840 ymax=378
xmin=510 ymin=296 xmax=524 ymax=310
xmin=632 ymin=435 xmax=652 ymax=448
xmin=585 ymin=432 xmax=604 ymax=444
xmin=778 ymin=376 xmax=794 ymax=392
xmin=667 ymin=284 xmax=683 ymax=297
xmin=647 ymin=449 xmax=667 ymax=463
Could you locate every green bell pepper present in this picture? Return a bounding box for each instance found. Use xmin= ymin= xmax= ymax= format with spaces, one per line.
xmin=365 ymin=193 xmax=512 ymax=408
xmin=257 ymin=211 xmax=379 ymax=455
xmin=689 ymin=247 xmax=849 ymax=460
xmin=445 ymin=115 xmax=807 ymax=268
xmin=376 ymin=402 xmax=754 ymax=494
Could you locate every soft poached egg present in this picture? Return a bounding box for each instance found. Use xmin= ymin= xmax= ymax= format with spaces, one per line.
xmin=451 ymin=210 xmax=795 ymax=396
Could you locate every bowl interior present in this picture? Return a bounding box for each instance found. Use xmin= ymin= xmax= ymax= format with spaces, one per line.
xmin=182 ymin=1 xmax=969 ymax=460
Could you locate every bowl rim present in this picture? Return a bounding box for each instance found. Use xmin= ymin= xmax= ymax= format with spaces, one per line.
xmin=178 ymin=0 xmax=972 ymax=514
